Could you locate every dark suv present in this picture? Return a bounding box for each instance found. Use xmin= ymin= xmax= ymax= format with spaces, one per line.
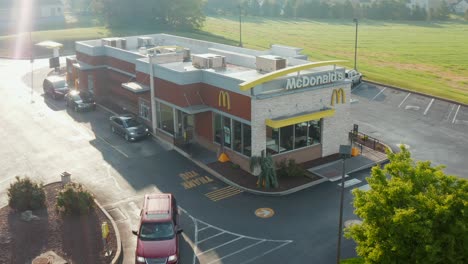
xmin=132 ymin=194 xmax=182 ymax=264
xmin=43 ymin=76 xmax=69 ymax=99
xmin=65 ymin=90 xmax=96 ymax=112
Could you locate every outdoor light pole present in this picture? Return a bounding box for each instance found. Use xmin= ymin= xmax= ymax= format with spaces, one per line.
xmin=336 ymin=145 xmax=351 ymax=264
xmin=238 ymin=4 xmax=243 ymax=47
xmin=353 ymin=18 xmax=358 ymax=70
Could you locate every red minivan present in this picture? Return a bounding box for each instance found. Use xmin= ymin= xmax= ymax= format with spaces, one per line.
xmin=132 ymin=194 xmax=183 ymax=264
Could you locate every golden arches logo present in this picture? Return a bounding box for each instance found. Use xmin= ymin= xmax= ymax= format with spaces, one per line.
xmin=218 ymin=91 xmax=231 ymax=110
xmin=331 ymin=88 xmax=345 ymax=106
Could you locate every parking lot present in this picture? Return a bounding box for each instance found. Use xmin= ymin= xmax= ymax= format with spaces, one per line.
xmin=351 ymin=82 xmax=468 ymax=177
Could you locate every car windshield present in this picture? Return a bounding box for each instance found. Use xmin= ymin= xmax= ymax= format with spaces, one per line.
xmin=139 ymin=222 xmax=175 ymax=241
xmin=124 ymin=118 xmax=140 ymax=128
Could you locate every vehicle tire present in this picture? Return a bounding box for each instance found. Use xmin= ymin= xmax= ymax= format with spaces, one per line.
xmin=74 ymin=106 xmax=79 ymax=112
xmin=358 ymin=76 xmax=362 ymax=84
xmin=111 ymin=126 xmax=115 ymax=133
xmin=124 ymin=134 xmax=130 ymax=141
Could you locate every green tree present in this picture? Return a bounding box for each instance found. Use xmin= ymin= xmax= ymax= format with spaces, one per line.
xmin=250 ymin=151 xmax=278 ymax=189
xmin=465 ymin=9 xmax=468 ymax=21
xmin=345 ymin=147 xmax=468 ymax=263
xmin=91 ymin=0 xmax=205 ymax=29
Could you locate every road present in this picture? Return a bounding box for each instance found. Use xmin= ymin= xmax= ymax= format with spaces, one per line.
xmin=0 ymin=58 xmax=361 ymax=263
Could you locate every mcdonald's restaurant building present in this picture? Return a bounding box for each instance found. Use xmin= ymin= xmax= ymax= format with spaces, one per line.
xmin=68 ymin=34 xmax=351 ymax=172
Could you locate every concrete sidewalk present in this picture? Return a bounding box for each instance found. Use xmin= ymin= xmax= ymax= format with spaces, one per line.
xmin=308 ymin=145 xmax=388 ymax=182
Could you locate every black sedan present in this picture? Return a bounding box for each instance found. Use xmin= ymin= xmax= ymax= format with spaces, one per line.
xmin=109 ymin=114 xmax=150 ymax=141
xmin=65 ymin=90 xmax=96 ymax=112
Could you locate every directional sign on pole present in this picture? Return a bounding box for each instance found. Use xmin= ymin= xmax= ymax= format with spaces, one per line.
xmin=255 ymin=208 xmax=274 ymax=218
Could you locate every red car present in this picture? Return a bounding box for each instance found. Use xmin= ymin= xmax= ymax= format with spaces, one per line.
xmin=132 ymin=194 xmax=182 ymax=264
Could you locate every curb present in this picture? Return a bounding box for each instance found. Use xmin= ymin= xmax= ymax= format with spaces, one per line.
xmin=43 ymin=181 xmax=122 ymax=264
xmin=94 ymin=198 xmax=122 ymax=264
xmin=172 ymin=145 xmax=328 ymax=196
xmin=363 ymin=80 xmax=468 ymax=107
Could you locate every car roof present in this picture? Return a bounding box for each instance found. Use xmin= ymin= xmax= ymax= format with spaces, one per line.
xmin=141 ymin=194 xmax=173 ymax=222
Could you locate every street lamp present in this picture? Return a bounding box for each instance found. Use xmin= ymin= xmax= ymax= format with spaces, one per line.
xmin=336 ymin=144 xmax=351 ymax=264
xmin=353 ymin=18 xmax=358 ymax=70
xmin=145 ymin=49 xmax=158 ymax=135
xmin=238 ymin=4 xmax=243 ymax=47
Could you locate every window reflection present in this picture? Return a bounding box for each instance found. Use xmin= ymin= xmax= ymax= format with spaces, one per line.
xmin=266 ymin=119 xmax=322 ymax=154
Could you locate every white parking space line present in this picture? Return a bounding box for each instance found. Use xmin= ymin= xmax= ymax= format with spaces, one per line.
xmin=452 ymin=105 xmax=461 ymax=124
xmin=446 ymin=104 xmax=456 ymax=121
xmin=338 ymin=178 xmax=362 ymax=188
xmin=198 ymin=226 xmax=210 ymax=232
xmin=423 ymin=98 xmax=435 ymax=115
xmin=370 ymin=87 xmax=386 ymax=101
xmin=398 ymin=92 xmax=411 ymax=108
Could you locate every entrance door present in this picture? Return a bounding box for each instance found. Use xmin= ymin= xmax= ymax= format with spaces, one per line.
xmin=174 ymin=110 xmax=194 ymax=149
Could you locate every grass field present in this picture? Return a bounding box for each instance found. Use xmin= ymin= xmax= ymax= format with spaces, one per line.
xmin=1 ymin=16 xmax=467 ymax=104
xmin=202 ymin=16 xmax=468 ymax=104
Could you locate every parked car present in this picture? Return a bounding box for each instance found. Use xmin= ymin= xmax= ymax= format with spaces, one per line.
xmin=132 ymin=193 xmax=182 ymax=264
xmin=65 ymin=90 xmax=96 ymax=112
xmin=109 ymin=114 xmax=150 ymax=141
xmin=345 ymin=69 xmax=363 ymax=87
xmin=43 ymin=75 xmax=69 ymax=99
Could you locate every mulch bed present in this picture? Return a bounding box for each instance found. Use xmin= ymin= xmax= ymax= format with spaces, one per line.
xmin=207 ymin=154 xmax=341 ymax=192
xmin=0 ymin=182 xmax=117 ymax=263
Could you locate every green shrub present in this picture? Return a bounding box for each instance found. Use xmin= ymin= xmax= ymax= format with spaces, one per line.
xmin=276 ymin=159 xmax=305 ymax=178
xmin=56 ymin=183 xmax=95 ymax=216
xmin=8 ymin=176 xmax=46 ymax=211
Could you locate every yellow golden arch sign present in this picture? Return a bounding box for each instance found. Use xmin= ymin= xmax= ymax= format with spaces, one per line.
xmin=218 ymin=91 xmax=231 ymax=110
xmin=331 ymin=88 xmax=345 ymax=106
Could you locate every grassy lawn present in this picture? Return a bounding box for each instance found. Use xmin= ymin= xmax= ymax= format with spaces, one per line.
xmin=1 ymin=16 xmax=467 ymax=104
xmin=202 ymin=16 xmax=468 ymax=104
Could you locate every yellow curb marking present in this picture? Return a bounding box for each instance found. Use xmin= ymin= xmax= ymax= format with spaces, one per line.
xmin=255 ymin=208 xmax=274 ymax=218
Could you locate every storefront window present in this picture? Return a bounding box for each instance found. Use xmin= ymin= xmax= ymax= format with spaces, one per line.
xmin=266 ymin=118 xmax=322 ymax=155
xmin=280 ymin=126 xmax=294 ymax=152
xmin=213 ymin=113 xmax=222 ymax=144
xmin=242 ymin=124 xmax=251 ymax=157
xmin=158 ymin=102 xmax=174 ymax=135
xmin=309 ymin=120 xmax=321 ymax=144
xmin=266 ymin=126 xmax=280 ymax=155
xmin=294 ymin=122 xmax=308 ymax=149
xmin=139 ymin=98 xmax=151 ymax=121
xmin=233 ymin=120 xmax=242 ymax=153
xmin=223 ymin=116 xmax=231 ymax=148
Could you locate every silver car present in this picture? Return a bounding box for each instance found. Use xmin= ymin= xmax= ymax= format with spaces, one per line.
xmin=109 ymin=114 xmax=150 ymax=141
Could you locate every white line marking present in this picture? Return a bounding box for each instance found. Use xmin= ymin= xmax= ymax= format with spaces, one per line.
xmin=452 ymin=105 xmax=461 ymax=124
xmin=197 ymin=226 xmax=210 ymax=232
xmin=398 ymin=92 xmax=411 ymax=108
xmin=96 ymin=134 xmax=129 ymax=158
xmin=207 ymin=240 xmax=265 ymax=264
xmin=446 ymin=104 xmax=456 ymax=121
xmin=178 ymin=207 xmax=292 ymax=264
xmin=423 ymin=98 xmax=434 ymax=115
xmin=196 ymin=237 xmax=243 ymax=256
xmin=338 ymin=178 xmax=362 ymax=188
xmin=370 ymin=87 xmax=386 ymax=101
xmin=240 ymin=242 xmax=291 ymax=264
xmin=197 ymin=231 xmax=226 ymax=244
xmin=129 ymin=201 xmax=140 ymax=216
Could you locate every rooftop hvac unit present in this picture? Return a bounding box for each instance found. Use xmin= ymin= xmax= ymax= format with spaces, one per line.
xmin=183 ymin=48 xmax=191 ymax=62
xmin=192 ymin=54 xmax=226 ymax=69
xmin=256 ymin=55 xmax=287 ymax=73
xmin=101 ymin=38 xmax=126 ymax=49
xmin=137 ymin=37 xmax=154 ymax=48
